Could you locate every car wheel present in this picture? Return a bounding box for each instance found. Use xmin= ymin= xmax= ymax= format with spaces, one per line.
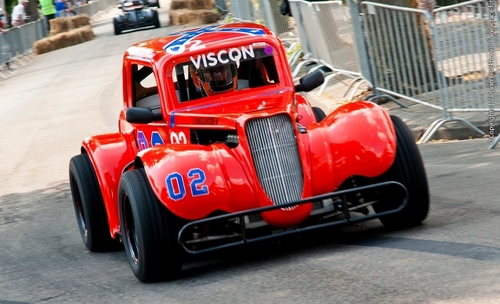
xmin=118 ymin=168 xmax=183 ymax=282
xmin=153 ymin=10 xmax=160 ymax=28
xmin=69 ymin=153 xmax=114 ymax=252
xmin=373 ymin=115 xmax=430 ymax=228
xmin=312 ymin=106 xmax=326 ymax=122
xmin=113 ymin=19 xmax=121 ymax=35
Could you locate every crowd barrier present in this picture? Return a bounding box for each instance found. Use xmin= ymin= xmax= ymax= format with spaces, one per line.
xmin=0 ymin=0 xmax=117 ymax=74
xmin=0 ymin=20 xmax=46 ymax=70
xmin=356 ymin=0 xmax=498 ymax=143
xmin=227 ymin=0 xmax=255 ymax=21
xmin=226 ymin=0 xmax=500 ymax=146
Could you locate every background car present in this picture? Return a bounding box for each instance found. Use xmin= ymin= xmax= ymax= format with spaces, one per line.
xmin=146 ymin=0 xmax=159 ymax=8
xmin=113 ymin=0 xmax=160 ymax=35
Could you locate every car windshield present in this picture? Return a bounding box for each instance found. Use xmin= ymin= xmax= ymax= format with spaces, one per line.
xmin=172 ymin=42 xmax=280 ymax=102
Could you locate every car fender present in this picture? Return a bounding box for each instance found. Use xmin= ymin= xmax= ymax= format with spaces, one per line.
xmin=82 ymin=133 xmax=137 ymax=237
xmin=307 ymin=100 xmax=397 ymax=194
xmin=295 ymin=93 xmax=317 ymax=127
xmin=138 ymin=143 xmax=261 ymax=220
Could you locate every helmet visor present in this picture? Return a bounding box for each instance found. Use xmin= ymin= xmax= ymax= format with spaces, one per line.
xmin=198 ymin=64 xmax=237 ymax=92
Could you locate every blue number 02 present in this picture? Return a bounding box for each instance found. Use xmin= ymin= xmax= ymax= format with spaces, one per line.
xmin=188 ymin=168 xmax=209 ymax=196
xmin=165 ymin=168 xmax=209 ymax=201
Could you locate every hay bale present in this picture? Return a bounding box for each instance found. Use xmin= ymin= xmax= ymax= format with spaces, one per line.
xmin=50 ymin=17 xmax=76 ymax=35
xmin=34 ymin=37 xmax=55 ymax=55
xmin=170 ymin=0 xmax=213 ymax=10
xmin=193 ymin=10 xmax=220 ymax=24
xmin=71 ymin=14 xmax=91 ymax=28
xmin=33 ymin=25 xmax=95 ymax=55
xmin=192 ymin=0 xmax=213 ymax=9
xmin=49 ymin=15 xmax=90 ymax=35
xmin=75 ymin=25 xmax=95 ymax=41
xmin=170 ymin=0 xmax=187 ymax=10
xmin=169 ymin=9 xmax=220 ymax=26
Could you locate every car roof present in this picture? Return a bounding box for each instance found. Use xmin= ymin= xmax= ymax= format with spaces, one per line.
xmin=124 ymin=22 xmax=278 ymax=63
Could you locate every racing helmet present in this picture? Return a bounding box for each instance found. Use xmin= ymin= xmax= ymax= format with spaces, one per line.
xmin=190 ymin=63 xmax=238 ymax=97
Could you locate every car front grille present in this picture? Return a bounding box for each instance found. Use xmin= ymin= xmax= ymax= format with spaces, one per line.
xmin=245 ymin=114 xmax=304 ymax=206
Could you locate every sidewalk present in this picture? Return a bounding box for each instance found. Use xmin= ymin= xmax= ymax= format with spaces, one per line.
xmin=302 ymin=72 xmax=495 ymax=143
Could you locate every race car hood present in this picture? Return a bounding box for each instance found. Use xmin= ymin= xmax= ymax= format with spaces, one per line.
xmin=168 ymin=88 xmax=294 ymax=129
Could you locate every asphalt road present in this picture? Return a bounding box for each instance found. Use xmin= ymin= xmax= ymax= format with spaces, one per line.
xmin=1 ymin=4 xmax=500 ymax=304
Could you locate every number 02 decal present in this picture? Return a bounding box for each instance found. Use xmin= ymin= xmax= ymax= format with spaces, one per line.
xmin=165 ymin=168 xmax=209 ymax=201
xmin=170 ymin=131 xmax=187 ymax=144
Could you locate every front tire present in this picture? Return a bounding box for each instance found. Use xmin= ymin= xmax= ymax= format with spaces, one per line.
xmin=69 ymin=153 xmax=114 ymax=252
xmin=312 ymin=106 xmax=326 ymax=122
xmin=113 ymin=19 xmax=121 ymax=35
xmin=118 ymin=169 xmax=183 ymax=282
xmin=374 ymin=115 xmax=430 ymax=228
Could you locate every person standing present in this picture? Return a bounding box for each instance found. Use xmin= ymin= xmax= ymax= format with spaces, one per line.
xmin=0 ymin=8 xmax=7 ymax=33
xmin=11 ymin=0 xmax=28 ymax=27
xmin=54 ymin=0 xmax=66 ymax=17
xmin=39 ymin=0 xmax=56 ymax=32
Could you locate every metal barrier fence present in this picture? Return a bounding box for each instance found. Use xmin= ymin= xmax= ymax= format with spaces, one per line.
xmin=0 ymin=0 xmax=117 ymax=74
xmin=309 ymin=1 xmax=362 ymax=96
xmin=288 ymin=0 xmax=320 ymax=72
xmin=257 ymin=0 xmax=291 ymax=36
xmin=0 ymin=20 xmax=47 ymax=71
xmin=231 ymin=0 xmax=500 ymax=146
xmin=74 ymin=0 xmax=119 ymax=16
xmin=288 ymin=0 xmax=363 ymax=97
xmin=433 ymin=0 xmax=500 ymax=113
xmin=227 ymin=0 xmax=256 ymax=21
xmin=356 ymin=0 xmax=499 ymax=143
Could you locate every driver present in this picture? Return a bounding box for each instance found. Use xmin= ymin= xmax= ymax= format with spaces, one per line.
xmin=190 ymin=63 xmax=238 ymax=97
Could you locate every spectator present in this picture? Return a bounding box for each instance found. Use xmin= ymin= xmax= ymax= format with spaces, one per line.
xmin=280 ymin=0 xmax=291 ymax=16
xmin=64 ymin=0 xmax=76 ymax=16
xmin=0 ymin=8 xmax=7 ymax=33
xmin=39 ymin=0 xmax=56 ymax=32
xmin=55 ymin=0 xmax=66 ymax=17
xmin=11 ymin=0 xmax=28 ymax=27
xmin=5 ymin=11 xmax=12 ymax=28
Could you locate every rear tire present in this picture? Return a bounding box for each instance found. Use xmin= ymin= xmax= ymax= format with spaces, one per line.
xmin=374 ymin=115 xmax=430 ymax=228
xmin=153 ymin=10 xmax=160 ymax=28
xmin=69 ymin=153 xmax=114 ymax=252
xmin=119 ymin=169 xmax=183 ymax=282
xmin=113 ymin=19 xmax=121 ymax=35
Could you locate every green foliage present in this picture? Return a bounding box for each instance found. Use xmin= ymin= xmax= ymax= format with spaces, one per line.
xmin=6 ymin=0 xmax=16 ymax=13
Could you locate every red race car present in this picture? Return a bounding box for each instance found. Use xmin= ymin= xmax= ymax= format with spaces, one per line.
xmin=69 ymin=22 xmax=429 ymax=282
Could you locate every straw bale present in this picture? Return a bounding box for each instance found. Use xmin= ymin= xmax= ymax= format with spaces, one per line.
xmin=169 ymin=9 xmax=219 ymax=26
xmin=33 ymin=25 xmax=95 ymax=55
xmin=170 ymin=0 xmax=213 ymax=10
xmin=50 ymin=17 xmax=76 ymax=35
xmin=71 ymin=14 xmax=91 ymax=28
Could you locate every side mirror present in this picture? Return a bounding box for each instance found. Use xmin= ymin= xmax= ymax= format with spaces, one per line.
xmin=295 ymin=70 xmax=325 ymax=92
xmin=126 ymin=107 xmax=162 ymax=124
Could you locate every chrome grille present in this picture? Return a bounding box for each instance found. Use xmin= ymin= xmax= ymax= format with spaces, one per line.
xmin=245 ymin=114 xmax=304 ymax=205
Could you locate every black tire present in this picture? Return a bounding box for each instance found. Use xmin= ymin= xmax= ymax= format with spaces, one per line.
xmin=373 ymin=115 xmax=430 ymax=228
xmin=69 ymin=153 xmax=114 ymax=252
xmin=312 ymin=106 xmax=326 ymax=122
xmin=118 ymin=169 xmax=183 ymax=282
xmin=113 ymin=19 xmax=121 ymax=35
xmin=153 ymin=10 xmax=160 ymax=28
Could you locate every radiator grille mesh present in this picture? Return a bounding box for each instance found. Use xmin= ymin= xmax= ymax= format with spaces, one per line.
xmin=245 ymin=114 xmax=304 ymax=205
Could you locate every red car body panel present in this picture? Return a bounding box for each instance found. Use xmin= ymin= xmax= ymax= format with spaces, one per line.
xmin=79 ymin=22 xmax=397 ymax=239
